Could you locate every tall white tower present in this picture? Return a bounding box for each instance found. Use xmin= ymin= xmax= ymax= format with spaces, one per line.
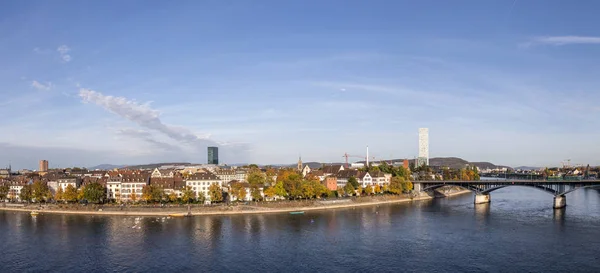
xmin=418 ymin=128 xmax=429 ymax=166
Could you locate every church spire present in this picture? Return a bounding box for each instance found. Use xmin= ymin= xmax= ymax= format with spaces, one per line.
xmin=297 ymin=155 xmax=302 ymax=172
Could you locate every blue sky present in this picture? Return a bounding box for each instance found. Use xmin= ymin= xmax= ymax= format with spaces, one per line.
xmin=1 ymin=0 xmax=600 ymax=169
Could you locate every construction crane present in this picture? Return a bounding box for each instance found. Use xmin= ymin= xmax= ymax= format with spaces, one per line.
xmin=343 ymin=153 xmax=366 ymax=168
xmin=561 ymin=159 xmax=571 ymax=169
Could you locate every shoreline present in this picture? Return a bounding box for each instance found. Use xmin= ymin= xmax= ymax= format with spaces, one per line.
xmin=0 ymin=190 xmax=472 ymax=217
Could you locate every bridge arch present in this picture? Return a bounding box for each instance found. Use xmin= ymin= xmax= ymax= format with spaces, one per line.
xmin=420 ymin=183 xmax=560 ymax=196
xmin=421 ymin=184 xmax=483 ymax=194
xmin=480 ymin=185 xmax=558 ymax=195
xmin=559 ymin=185 xmax=600 ymax=196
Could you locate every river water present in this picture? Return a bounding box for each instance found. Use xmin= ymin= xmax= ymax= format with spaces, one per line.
xmin=1 ymin=187 xmax=600 ymax=272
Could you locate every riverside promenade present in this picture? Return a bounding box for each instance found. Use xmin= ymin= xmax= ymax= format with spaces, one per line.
xmin=0 ymin=190 xmax=471 ymax=217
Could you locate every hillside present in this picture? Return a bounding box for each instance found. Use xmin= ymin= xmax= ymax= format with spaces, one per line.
xmin=89 ymin=164 xmax=125 ymax=170
xmin=120 ymin=162 xmax=192 ymax=170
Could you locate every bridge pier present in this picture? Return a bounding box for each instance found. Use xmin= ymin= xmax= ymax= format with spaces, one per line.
xmin=474 ymin=194 xmax=491 ymax=204
xmin=553 ymin=195 xmax=566 ymax=209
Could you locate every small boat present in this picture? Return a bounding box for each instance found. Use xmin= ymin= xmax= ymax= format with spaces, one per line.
xmin=289 ymin=211 xmax=304 ymax=215
xmin=30 ymin=211 xmax=39 ymax=216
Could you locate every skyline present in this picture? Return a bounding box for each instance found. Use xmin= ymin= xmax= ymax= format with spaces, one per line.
xmin=2 ymin=1 xmax=600 ymax=170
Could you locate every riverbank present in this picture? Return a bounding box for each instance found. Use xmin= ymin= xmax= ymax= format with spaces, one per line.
xmin=0 ymin=195 xmax=433 ymax=217
xmin=0 ymin=190 xmax=473 ymax=217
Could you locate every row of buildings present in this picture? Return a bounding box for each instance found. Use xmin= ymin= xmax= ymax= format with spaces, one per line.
xmin=0 ymin=165 xmax=259 ymax=203
xmin=1 ymin=160 xmax=400 ymax=202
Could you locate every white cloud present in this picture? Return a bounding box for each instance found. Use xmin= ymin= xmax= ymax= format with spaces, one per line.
xmin=57 ymin=45 xmax=72 ymax=62
xmin=78 ymin=88 xmax=246 ymax=146
xmin=78 ymin=88 xmax=251 ymax=163
xmin=523 ymin=36 xmax=600 ymax=47
xmin=31 ymin=80 xmax=53 ymax=91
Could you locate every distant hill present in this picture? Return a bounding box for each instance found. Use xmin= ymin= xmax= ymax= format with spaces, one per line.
xmin=89 ymin=164 xmax=125 ymax=170
xmin=429 ymin=157 xmax=511 ymax=170
xmin=514 ymin=166 xmax=541 ymax=171
xmin=120 ymin=162 xmax=192 ymax=170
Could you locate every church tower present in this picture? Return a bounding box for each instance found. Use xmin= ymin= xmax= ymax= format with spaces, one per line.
xmin=297 ymin=156 xmax=302 ymax=172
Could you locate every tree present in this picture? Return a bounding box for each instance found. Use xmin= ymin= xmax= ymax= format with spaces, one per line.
xmin=282 ymin=172 xmax=303 ymax=199
xmin=64 ymin=185 xmax=78 ymax=202
xmin=336 ymin=187 xmax=344 ymax=197
xmin=343 ymin=183 xmax=355 ymax=196
xmin=0 ymin=184 xmax=9 ymax=200
xmin=129 ymin=188 xmax=137 ymax=203
xmin=55 ymin=187 xmax=64 ymax=202
xmin=208 ymin=183 xmax=223 ymax=203
xmin=374 ymin=184 xmax=381 ymax=194
xmin=32 ymin=181 xmax=50 ymax=202
xmin=401 ymin=179 xmax=413 ymax=192
xmin=142 ymin=185 xmax=153 ymax=202
xmin=197 ymin=191 xmax=206 ymax=204
xmin=364 ymin=184 xmax=373 ymax=195
xmin=251 ymin=186 xmax=263 ymax=201
xmin=168 ymin=192 xmax=178 ymax=203
xmin=389 ymin=177 xmax=404 ymax=194
xmin=231 ymin=183 xmax=246 ymax=201
xmin=84 ymin=182 xmax=106 ymax=203
xmin=273 ymin=181 xmax=287 ymax=197
xmin=264 ymin=186 xmax=276 ymax=199
xmin=20 ymin=184 xmax=33 ymax=202
xmin=77 ymin=186 xmax=86 ymax=201
xmin=348 ymin=177 xmax=359 ymax=190
xmin=247 ymin=171 xmax=266 ymax=186
xmin=301 ymin=181 xmax=316 ymax=199
xmin=182 ymin=186 xmax=195 ymax=203
xmin=142 ymin=185 xmax=163 ymax=203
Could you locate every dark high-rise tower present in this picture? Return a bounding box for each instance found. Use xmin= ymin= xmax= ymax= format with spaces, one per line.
xmin=208 ymin=147 xmax=219 ymax=165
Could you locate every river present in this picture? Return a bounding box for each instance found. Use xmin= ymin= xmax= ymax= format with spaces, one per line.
xmin=1 ymin=187 xmax=600 ymax=272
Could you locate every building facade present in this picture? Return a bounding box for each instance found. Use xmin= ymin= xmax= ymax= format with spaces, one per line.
xmin=39 ymin=160 xmax=49 ymax=172
xmin=208 ymin=146 xmax=219 ymax=165
xmin=418 ymin=128 xmax=429 ymax=166
xmin=185 ymin=172 xmax=222 ymax=203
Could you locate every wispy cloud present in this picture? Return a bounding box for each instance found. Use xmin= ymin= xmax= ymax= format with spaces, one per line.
xmin=31 ymin=80 xmax=53 ymax=90
xmin=116 ymin=128 xmax=182 ymax=152
xmin=523 ymin=36 xmax=600 ymax=47
xmin=57 ymin=45 xmax=72 ymax=62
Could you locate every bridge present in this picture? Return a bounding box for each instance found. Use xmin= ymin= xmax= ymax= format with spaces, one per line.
xmin=413 ymin=180 xmax=600 ymax=209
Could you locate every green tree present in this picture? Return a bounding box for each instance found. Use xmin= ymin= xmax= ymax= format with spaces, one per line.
xmin=251 ymin=186 xmax=263 ymax=201
xmin=84 ymin=182 xmax=106 ymax=203
xmin=20 ymin=184 xmax=33 ymax=202
xmin=197 ymin=191 xmax=206 ymax=203
xmin=343 ymin=183 xmax=355 ymax=196
xmin=64 ymin=185 xmax=78 ymax=202
xmin=247 ymin=171 xmax=266 ymax=186
xmin=400 ymin=179 xmax=413 ymax=192
xmin=208 ymin=183 xmax=223 ymax=203
xmin=301 ymin=181 xmax=316 ymax=199
xmin=389 ymin=177 xmax=404 ymax=194
xmin=142 ymin=185 xmax=163 ymax=203
xmin=273 ymin=181 xmax=287 ymax=197
xmin=0 ymin=184 xmax=9 ymax=200
xmin=282 ymin=172 xmax=303 ymax=199
xmin=32 ymin=181 xmax=50 ymax=202
xmin=181 ymin=186 xmax=195 ymax=203
xmin=348 ymin=177 xmax=359 ymax=190
xmin=364 ymin=184 xmax=373 ymax=195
